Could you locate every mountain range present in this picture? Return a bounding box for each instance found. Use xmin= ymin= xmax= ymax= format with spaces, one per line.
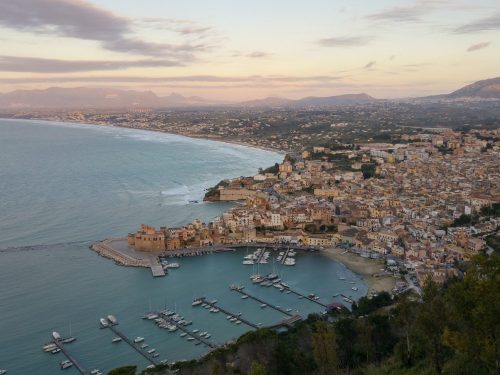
xmin=0 ymin=77 xmax=498 ymax=109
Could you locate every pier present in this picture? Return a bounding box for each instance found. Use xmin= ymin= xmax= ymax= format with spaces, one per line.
xmin=275 ymin=283 xmax=328 ymax=308
xmin=103 ymin=319 xmax=160 ymax=366
xmin=279 ymin=247 xmax=291 ymax=265
xmin=200 ymin=298 xmax=259 ymax=329
xmin=51 ymin=339 xmax=89 ymax=375
xmin=154 ymin=311 xmax=218 ymax=349
xmin=230 ymin=285 xmax=294 ymax=317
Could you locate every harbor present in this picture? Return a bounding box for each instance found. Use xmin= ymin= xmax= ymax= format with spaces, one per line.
xmin=43 ymin=333 xmax=92 ymax=374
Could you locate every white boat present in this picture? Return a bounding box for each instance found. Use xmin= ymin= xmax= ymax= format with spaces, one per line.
xmin=166 ymin=263 xmax=180 ymax=268
xmin=260 ymin=304 xmax=267 ymax=308
xmin=235 ymin=320 xmax=241 ymax=325
xmin=352 ymin=287 xmax=358 ymax=291
xmin=192 ymin=329 xmax=199 ymax=333
xmin=242 ymin=260 xmax=254 ymax=265
xmin=187 ymin=337 xmax=195 ymax=341
xmin=140 ymin=343 xmax=149 ymax=349
xmin=62 ymin=337 xmax=76 ymax=344
xmin=91 ymin=370 xmax=103 ymax=375
xmin=210 ymin=299 xmax=218 ymax=304
xmin=60 ymin=361 xmax=73 ymax=370
xmin=99 ymin=318 xmax=108 ymax=328
xmin=180 ymin=333 xmax=187 ymax=337
xmin=168 ymin=326 xmax=177 ymax=332
xmin=148 ymin=349 xmax=156 ymax=354
xmin=112 ymin=337 xmax=122 ymax=343
xmin=107 ymin=315 xmax=118 ymax=325
xmin=43 ymin=343 xmax=57 ymax=352
xmin=51 ymin=348 xmax=61 ymax=354
xmin=0 ymin=370 xmax=7 ymax=375
xmin=204 ymin=333 xmax=211 ymax=338
xmin=241 ymin=295 xmax=249 ymax=299
xmin=146 ymin=365 xmax=156 ymax=369
xmin=192 ymin=299 xmax=203 ymax=307
xmin=52 ymin=332 xmax=61 ymax=341
xmin=134 ymin=337 xmax=144 ymax=343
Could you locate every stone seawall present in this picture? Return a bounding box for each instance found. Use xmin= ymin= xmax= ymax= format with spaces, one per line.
xmin=91 ymin=238 xmax=150 ymax=267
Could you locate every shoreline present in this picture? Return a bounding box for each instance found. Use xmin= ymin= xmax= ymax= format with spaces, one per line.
xmin=0 ymin=116 xmax=286 ymax=155
xmin=323 ymin=248 xmax=398 ymax=295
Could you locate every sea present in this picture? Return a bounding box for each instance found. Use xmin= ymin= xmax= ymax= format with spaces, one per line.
xmin=0 ymin=119 xmax=367 ymax=374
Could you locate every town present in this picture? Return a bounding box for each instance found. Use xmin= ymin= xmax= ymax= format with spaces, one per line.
xmin=127 ymin=126 xmax=499 ymax=289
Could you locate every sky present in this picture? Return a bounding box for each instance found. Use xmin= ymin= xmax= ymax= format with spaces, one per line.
xmin=0 ymin=0 xmax=499 ymax=100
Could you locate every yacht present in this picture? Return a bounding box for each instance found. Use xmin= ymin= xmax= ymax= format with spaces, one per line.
xmin=210 ymin=299 xmax=218 ymax=304
xmin=166 ymin=263 xmax=180 ymax=268
xmin=241 ymin=295 xmax=249 ymax=299
xmin=0 ymin=370 xmax=6 ymax=375
xmin=60 ymin=361 xmax=73 ymax=370
xmin=192 ymin=298 xmax=203 ymax=307
xmin=62 ymin=337 xmax=76 ymax=344
xmin=260 ymin=303 xmax=267 ymax=308
xmin=187 ymin=337 xmax=195 ymax=341
xmin=51 ymin=348 xmax=61 ymax=354
xmin=242 ymin=260 xmax=254 ymax=265
xmin=147 ymin=349 xmax=156 ymax=354
xmin=204 ymin=333 xmax=211 ymax=338
xmin=99 ymin=318 xmax=109 ymax=328
xmin=180 ymin=333 xmax=187 ymax=338
xmin=43 ymin=343 xmax=57 ymax=352
xmin=112 ymin=337 xmax=122 ymax=343
xmin=235 ymin=321 xmax=241 ymax=325
xmin=91 ymin=370 xmax=103 ymax=375
xmin=192 ymin=329 xmax=199 ymax=333
xmin=134 ymin=337 xmax=145 ymax=343
xmin=152 ymin=353 xmax=160 ymax=358
xmin=351 ymin=286 xmax=358 ymax=291
xmin=140 ymin=343 xmax=149 ymax=349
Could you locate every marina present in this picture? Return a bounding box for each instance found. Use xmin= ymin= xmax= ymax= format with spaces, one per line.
xmin=230 ymin=285 xmax=295 ymax=317
xmin=197 ymin=298 xmax=260 ymax=329
xmin=100 ymin=316 xmax=160 ymax=367
xmin=151 ymin=310 xmax=219 ymax=349
xmin=46 ymin=333 xmax=90 ymax=375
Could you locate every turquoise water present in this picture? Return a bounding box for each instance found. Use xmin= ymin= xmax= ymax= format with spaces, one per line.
xmin=0 ymin=119 xmax=367 ymax=374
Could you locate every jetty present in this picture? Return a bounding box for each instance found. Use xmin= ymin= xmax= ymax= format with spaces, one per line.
xmin=277 ymin=283 xmax=328 ymax=308
xmin=102 ymin=317 xmax=160 ymax=366
xmin=200 ymin=298 xmax=259 ymax=329
xmin=230 ymin=285 xmax=294 ymax=317
xmin=279 ymin=247 xmax=291 ymax=264
xmin=153 ymin=311 xmax=218 ymax=349
xmin=50 ymin=337 xmax=89 ymax=375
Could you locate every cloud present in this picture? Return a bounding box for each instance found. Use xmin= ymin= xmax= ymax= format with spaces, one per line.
xmin=454 ymin=14 xmax=500 ymax=33
xmin=0 ymin=55 xmax=182 ymax=73
xmin=246 ymin=51 xmax=272 ymax=58
xmin=363 ymin=61 xmax=376 ymax=69
xmin=0 ymin=74 xmax=346 ymax=87
xmin=317 ymin=36 xmax=372 ymax=47
xmin=137 ymin=18 xmax=213 ymax=37
xmin=366 ymin=0 xmax=442 ymax=22
xmin=466 ymin=42 xmax=491 ymax=52
xmin=0 ymin=0 xmax=205 ymax=59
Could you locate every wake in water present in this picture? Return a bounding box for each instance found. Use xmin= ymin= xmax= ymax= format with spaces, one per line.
xmin=0 ymin=240 xmax=92 ymax=253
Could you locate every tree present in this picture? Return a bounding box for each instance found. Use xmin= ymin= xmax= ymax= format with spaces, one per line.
xmin=335 ymin=318 xmax=359 ymax=374
xmin=247 ymin=361 xmax=268 ymax=375
xmin=414 ymin=279 xmax=450 ymax=374
xmin=443 ymin=254 xmax=500 ymax=375
xmin=107 ymin=366 xmax=137 ymax=375
xmin=394 ymin=296 xmax=418 ymax=366
xmin=312 ymin=321 xmax=339 ymax=375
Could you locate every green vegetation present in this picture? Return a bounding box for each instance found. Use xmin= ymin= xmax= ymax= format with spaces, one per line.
xmin=486 ymin=234 xmax=500 ymax=253
xmin=361 ymin=164 xmax=376 ymax=179
xmin=109 ymin=254 xmax=499 ymax=375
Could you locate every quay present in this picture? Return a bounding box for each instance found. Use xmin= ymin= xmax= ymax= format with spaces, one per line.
xmin=200 ymin=298 xmax=259 ymax=329
xmin=102 ymin=318 xmax=160 ymax=366
xmin=153 ymin=311 xmax=218 ymax=349
xmin=50 ymin=338 xmax=89 ymax=375
xmin=229 ymin=285 xmax=294 ymax=317
xmin=274 ymin=283 xmax=328 ymax=309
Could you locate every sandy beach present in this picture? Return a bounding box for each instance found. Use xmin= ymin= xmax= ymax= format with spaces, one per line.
xmin=323 ymin=248 xmax=398 ymax=296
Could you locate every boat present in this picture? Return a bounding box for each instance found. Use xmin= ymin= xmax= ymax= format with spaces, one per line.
xmin=140 ymin=343 xmax=149 ymax=349
xmin=243 ymin=260 xmax=254 ymax=265
xmin=194 ymin=341 xmax=201 ymax=345
xmin=148 ymin=349 xmax=156 ymax=354
xmin=187 ymin=337 xmax=195 ymax=341
xmin=60 ymin=360 xmax=73 ymax=370
xmin=99 ymin=318 xmax=108 ymax=328
xmin=0 ymin=371 xmax=7 ymax=375
xmin=180 ymin=333 xmax=187 ymax=337
xmin=235 ymin=321 xmax=241 ymax=325
xmin=112 ymin=337 xmax=122 ymax=343
xmin=200 ymin=332 xmax=207 ymax=337
xmin=152 ymin=353 xmax=160 ymax=358
xmin=260 ymin=303 xmax=267 ymax=308
xmin=204 ymin=333 xmax=211 ymax=338
xmin=192 ymin=329 xmax=199 ymax=333
xmin=51 ymin=348 xmax=61 ymax=354
xmin=338 ymin=277 xmax=346 ymax=280
xmin=229 ymin=317 xmax=237 ymax=322
xmin=241 ymin=295 xmax=249 ymax=299
xmin=52 ymin=332 xmax=61 ymax=341
xmin=166 ymin=263 xmax=180 ymax=268
xmin=91 ymin=370 xmax=103 ymax=375
xmin=43 ymin=343 xmax=57 ymax=352
xmin=107 ymin=315 xmax=118 ymax=325
xmin=62 ymin=337 xmax=76 ymax=344
xmin=286 ymin=308 xmax=292 ymax=312
xmin=210 ymin=299 xmax=218 ymax=304
xmin=134 ymin=337 xmax=145 ymax=343
xmin=192 ymin=298 xmax=203 ymax=307
xmin=146 ymin=365 xmax=156 ymax=369
xmin=352 ymin=286 xmax=358 ymax=291
xmin=168 ymin=326 xmax=177 ymax=332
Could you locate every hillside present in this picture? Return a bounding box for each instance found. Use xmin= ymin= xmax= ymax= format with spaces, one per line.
xmin=448 ymin=77 xmax=500 ymax=99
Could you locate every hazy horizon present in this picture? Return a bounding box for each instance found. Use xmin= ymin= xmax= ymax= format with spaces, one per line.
xmin=1 ymin=0 xmax=499 ymax=100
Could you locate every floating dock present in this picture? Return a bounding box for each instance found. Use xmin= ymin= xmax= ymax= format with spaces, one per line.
xmin=153 ymin=311 xmax=218 ymax=349
xmin=150 ymin=262 xmax=165 ymax=277
xmin=102 ymin=318 xmax=160 ymax=366
xmin=272 ymin=283 xmax=328 ymax=308
xmin=51 ymin=338 xmax=90 ymax=375
xmin=200 ymin=298 xmax=259 ymax=329
xmin=230 ymin=285 xmax=294 ymax=317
